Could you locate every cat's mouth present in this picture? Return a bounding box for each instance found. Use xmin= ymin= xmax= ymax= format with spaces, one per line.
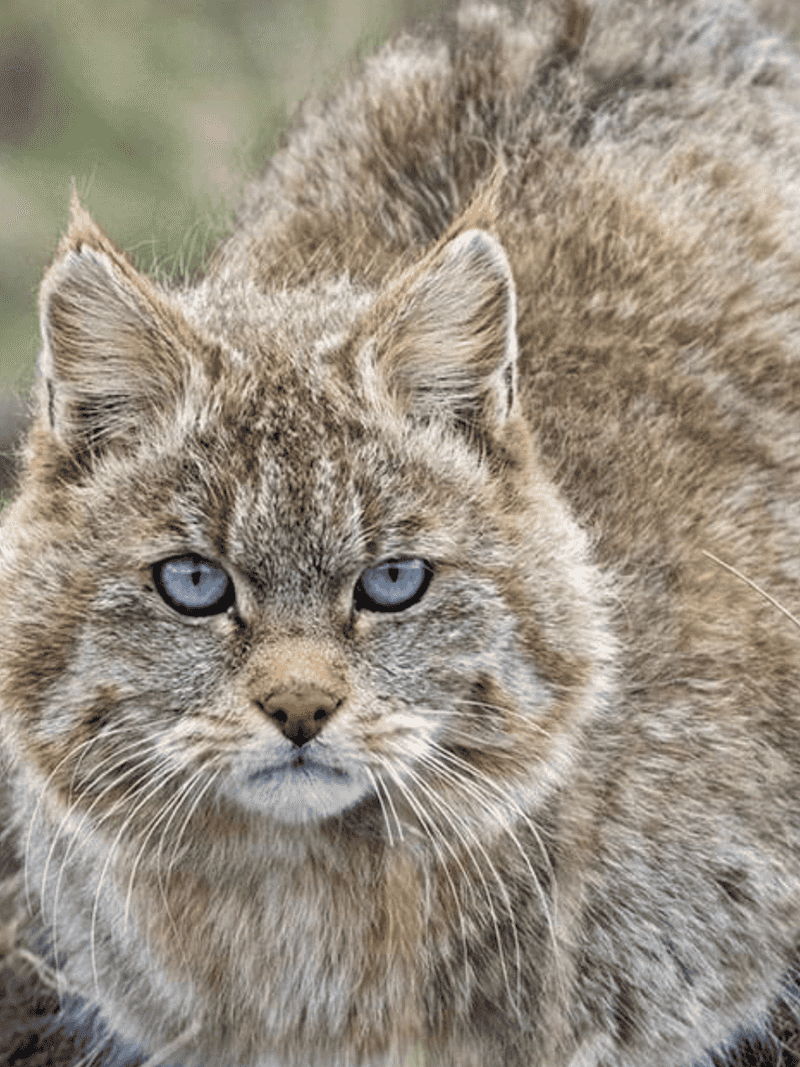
xmin=250 ymin=753 xmax=350 ymax=781
xmin=232 ymin=750 xmax=371 ymax=823
xmin=222 ymin=737 xmax=374 ymax=822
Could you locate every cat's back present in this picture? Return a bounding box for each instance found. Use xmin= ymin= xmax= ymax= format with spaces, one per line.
xmin=214 ymin=0 xmax=800 ymax=288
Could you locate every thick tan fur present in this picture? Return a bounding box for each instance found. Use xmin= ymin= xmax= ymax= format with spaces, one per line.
xmin=4 ymin=1 xmax=800 ymax=1065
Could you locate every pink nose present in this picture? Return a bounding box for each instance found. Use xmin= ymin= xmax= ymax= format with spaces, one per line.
xmin=261 ymin=687 xmax=341 ymax=747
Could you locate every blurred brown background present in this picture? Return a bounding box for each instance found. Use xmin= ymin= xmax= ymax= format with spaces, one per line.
xmin=0 ymin=0 xmax=449 ymax=507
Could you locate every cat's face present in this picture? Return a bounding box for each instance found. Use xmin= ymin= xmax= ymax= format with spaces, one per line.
xmin=0 ymin=200 xmax=612 ymax=849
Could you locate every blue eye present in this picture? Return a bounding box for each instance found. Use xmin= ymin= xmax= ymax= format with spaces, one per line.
xmin=153 ymin=555 xmax=234 ymax=617
xmin=355 ymin=558 xmax=432 ymax=612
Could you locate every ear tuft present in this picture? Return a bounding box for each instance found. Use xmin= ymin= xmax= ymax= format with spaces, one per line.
xmin=66 ymin=185 xmax=106 ymax=250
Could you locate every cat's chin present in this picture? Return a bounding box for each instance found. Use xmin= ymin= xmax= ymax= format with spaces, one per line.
xmin=224 ymin=753 xmax=373 ymax=824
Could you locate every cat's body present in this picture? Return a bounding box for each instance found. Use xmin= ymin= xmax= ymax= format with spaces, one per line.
xmin=3 ymin=1 xmax=800 ymax=1064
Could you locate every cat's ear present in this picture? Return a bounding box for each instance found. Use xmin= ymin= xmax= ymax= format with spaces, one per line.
xmin=376 ymin=228 xmax=518 ymax=434
xmin=37 ymin=190 xmax=198 ymax=461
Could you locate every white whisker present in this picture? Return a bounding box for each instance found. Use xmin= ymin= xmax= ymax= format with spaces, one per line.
xmin=45 ymin=740 xmax=175 ymax=973
xmin=400 ymin=757 xmax=523 ymax=1016
xmin=426 ymin=739 xmax=566 ymax=1006
xmin=159 ymin=762 xmax=222 ymax=892
xmin=42 ymin=731 xmax=170 ymax=909
xmin=122 ymin=761 xmax=213 ymax=936
xmin=25 ymin=741 xmax=91 ymax=912
xmin=375 ymin=757 xmax=472 ymax=993
xmin=154 ymin=764 xmax=223 ymax=983
xmin=703 ymin=549 xmax=800 ymax=632
xmin=364 ymin=765 xmax=396 ymax=847
xmin=451 ymin=696 xmax=552 ymax=740
xmin=89 ymin=756 xmax=183 ymax=998
xmin=24 ymin=721 xmax=139 ymax=911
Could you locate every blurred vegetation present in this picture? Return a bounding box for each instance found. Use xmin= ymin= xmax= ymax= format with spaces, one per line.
xmin=0 ymin=0 xmax=448 ymax=438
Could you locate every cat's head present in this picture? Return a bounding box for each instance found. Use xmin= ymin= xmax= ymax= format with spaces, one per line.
xmin=0 ymin=193 xmax=614 ymax=848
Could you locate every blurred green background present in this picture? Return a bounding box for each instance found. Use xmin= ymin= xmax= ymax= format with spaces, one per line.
xmin=0 ymin=0 xmax=449 ymax=496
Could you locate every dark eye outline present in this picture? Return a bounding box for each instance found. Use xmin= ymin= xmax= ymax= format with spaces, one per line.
xmin=152 ymin=554 xmax=235 ymax=618
xmin=354 ymin=558 xmax=433 ymax=613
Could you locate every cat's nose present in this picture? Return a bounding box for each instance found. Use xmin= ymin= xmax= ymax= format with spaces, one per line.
xmin=261 ymin=687 xmax=342 ymax=747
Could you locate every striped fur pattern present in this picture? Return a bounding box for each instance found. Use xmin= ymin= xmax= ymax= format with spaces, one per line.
xmin=3 ymin=1 xmax=800 ymax=1064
